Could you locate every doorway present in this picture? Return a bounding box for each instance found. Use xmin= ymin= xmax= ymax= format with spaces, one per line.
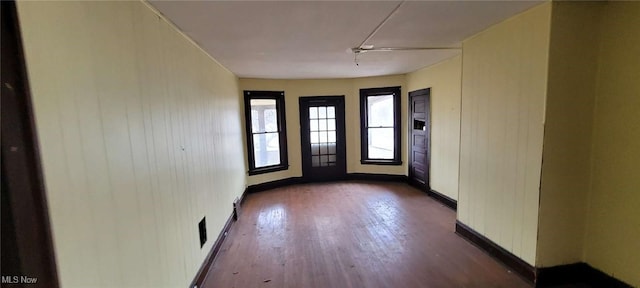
xmin=408 ymin=88 xmax=431 ymax=191
xmin=1 ymin=1 xmax=59 ymax=286
xmin=299 ymin=96 xmax=347 ymax=181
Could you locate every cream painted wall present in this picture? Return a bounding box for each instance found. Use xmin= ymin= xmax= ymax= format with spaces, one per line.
xmin=406 ymin=56 xmax=462 ymax=201
xmin=536 ymin=1 xmax=603 ymax=267
xmin=585 ymin=2 xmax=640 ymax=286
xmin=240 ymin=76 xmax=407 ymax=186
xmin=17 ymin=1 xmax=246 ymax=287
xmin=19 ymin=0 xmax=638 ymax=285
xmin=458 ymin=2 xmax=551 ymax=265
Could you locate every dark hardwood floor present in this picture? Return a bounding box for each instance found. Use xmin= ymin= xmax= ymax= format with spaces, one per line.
xmin=202 ymin=181 xmax=531 ymax=288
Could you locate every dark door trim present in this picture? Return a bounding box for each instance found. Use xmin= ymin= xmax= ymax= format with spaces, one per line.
xmin=1 ymin=1 xmax=60 ymax=286
xmin=408 ymin=88 xmax=431 ymax=191
xmin=299 ymin=96 xmax=347 ymax=182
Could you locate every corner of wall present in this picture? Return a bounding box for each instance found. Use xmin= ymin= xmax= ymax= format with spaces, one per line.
xmin=535 ymin=1 xmax=605 ymax=268
xmin=581 ymin=2 xmax=640 ymax=286
xmin=458 ymin=1 xmax=552 ymax=266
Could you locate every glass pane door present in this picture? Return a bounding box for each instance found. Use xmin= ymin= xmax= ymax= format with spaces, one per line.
xmin=309 ymin=105 xmax=337 ymax=167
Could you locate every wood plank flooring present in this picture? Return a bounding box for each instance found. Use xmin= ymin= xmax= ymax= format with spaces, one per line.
xmin=202 ymin=181 xmax=531 ymax=288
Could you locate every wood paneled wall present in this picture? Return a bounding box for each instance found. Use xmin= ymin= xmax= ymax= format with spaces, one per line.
xmin=17 ymin=1 xmax=246 ymax=287
xmin=457 ymin=2 xmax=551 ymax=265
xmin=536 ymin=1 xmax=603 ymax=267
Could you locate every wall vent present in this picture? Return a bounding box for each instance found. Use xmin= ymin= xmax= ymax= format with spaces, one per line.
xmin=198 ymin=217 xmax=207 ymax=248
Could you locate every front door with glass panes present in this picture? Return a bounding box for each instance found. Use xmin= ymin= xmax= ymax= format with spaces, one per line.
xmin=299 ymin=96 xmax=347 ymax=181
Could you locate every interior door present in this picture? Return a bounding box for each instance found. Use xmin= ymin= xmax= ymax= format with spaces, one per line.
xmin=299 ymin=96 xmax=347 ymax=181
xmin=1 ymin=1 xmax=59 ymax=285
xmin=408 ymin=88 xmax=431 ymax=190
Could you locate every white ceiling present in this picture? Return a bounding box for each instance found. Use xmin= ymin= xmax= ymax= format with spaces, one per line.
xmin=149 ymin=1 xmax=543 ymax=79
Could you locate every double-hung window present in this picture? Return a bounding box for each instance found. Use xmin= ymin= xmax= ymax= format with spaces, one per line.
xmin=360 ymin=86 xmax=402 ymax=165
xmin=244 ymin=91 xmax=288 ymax=175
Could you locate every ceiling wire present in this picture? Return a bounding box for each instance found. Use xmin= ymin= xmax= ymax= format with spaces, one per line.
xmin=357 ymin=0 xmax=406 ymax=49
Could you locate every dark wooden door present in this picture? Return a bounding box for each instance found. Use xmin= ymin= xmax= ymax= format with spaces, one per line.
xmin=408 ymin=89 xmax=431 ymax=190
xmin=299 ymin=96 xmax=347 ymax=181
xmin=1 ymin=1 xmax=59 ymax=286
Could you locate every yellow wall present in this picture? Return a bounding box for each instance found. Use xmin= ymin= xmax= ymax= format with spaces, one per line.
xmin=585 ymin=2 xmax=640 ymax=286
xmin=458 ymin=2 xmax=551 ymax=265
xmin=536 ymin=1 xmax=603 ymax=267
xmin=20 ymin=0 xmax=639 ymax=286
xmin=240 ymin=75 xmax=407 ymax=185
xmin=406 ymin=56 xmax=462 ymax=201
xmin=17 ymin=1 xmax=246 ymax=287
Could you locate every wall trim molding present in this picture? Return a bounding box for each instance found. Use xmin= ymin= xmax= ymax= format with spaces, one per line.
xmin=455 ymin=221 xmax=536 ymax=283
xmin=247 ymin=177 xmax=305 ymax=193
xmin=239 ymin=188 xmax=248 ymax=206
xmin=427 ymin=189 xmax=457 ymax=210
xmin=247 ymin=173 xmax=409 ymax=194
xmin=536 ymin=262 xmax=632 ymax=288
xmin=346 ymin=173 xmax=408 ymax=182
xmin=455 ymin=222 xmax=633 ymax=287
xmin=232 ymin=188 xmax=249 ymax=221
xmin=407 ymin=181 xmax=457 ymax=211
xmin=190 ymin=206 xmax=236 ymax=288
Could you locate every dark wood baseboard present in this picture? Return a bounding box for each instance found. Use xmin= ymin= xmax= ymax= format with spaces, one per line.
xmin=427 ymin=189 xmax=457 ymax=210
xmin=232 ymin=189 xmax=247 ymax=221
xmin=407 ymin=178 xmax=427 ymax=191
xmin=455 ymin=221 xmax=633 ymax=287
xmin=406 ymin=180 xmax=457 ymax=211
xmin=239 ymin=188 xmax=248 ymax=206
xmin=455 ymin=221 xmax=536 ymax=283
xmin=346 ymin=173 xmax=408 ymax=182
xmin=247 ymin=177 xmax=305 ymax=193
xmin=190 ymin=208 xmax=236 ymax=288
xmin=536 ymin=262 xmax=632 ymax=288
xmin=247 ymin=174 xmax=408 ymax=194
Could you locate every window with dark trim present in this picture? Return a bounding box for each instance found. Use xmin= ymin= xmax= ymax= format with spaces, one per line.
xmin=244 ymin=91 xmax=288 ymax=175
xmin=360 ymin=86 xmax=402 ymax=165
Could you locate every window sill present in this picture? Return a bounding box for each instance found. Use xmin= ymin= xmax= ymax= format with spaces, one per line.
xmin=248 ymin=165 xmax=289 ymax=176
xmin=360 ymin=160 xmax=402 ymax=166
